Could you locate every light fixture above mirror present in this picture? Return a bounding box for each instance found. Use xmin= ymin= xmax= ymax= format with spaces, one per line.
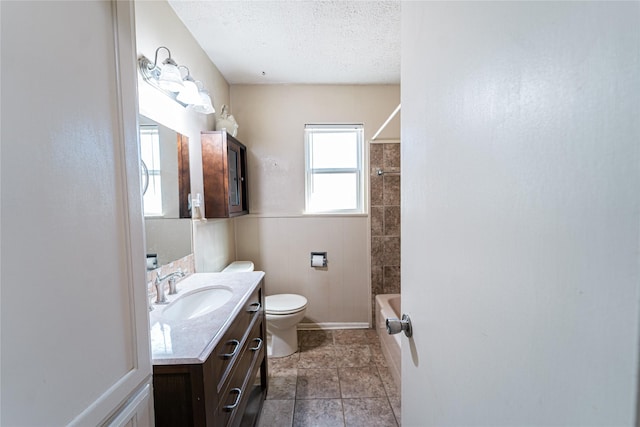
xmin=189 ymin=82 xmax=215 ymax=114
xmin=138 ymin=46 xmax=215 ymax=115
xmin=176 ymin=66 xmax=201 ymax=105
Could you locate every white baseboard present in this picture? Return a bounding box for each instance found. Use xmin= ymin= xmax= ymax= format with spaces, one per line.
xmin=298 ymin=322 xmax=371 ymax=330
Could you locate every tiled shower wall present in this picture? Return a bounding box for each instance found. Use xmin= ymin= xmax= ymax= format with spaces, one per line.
xmin=370 ymin=142 xmax=401 ymax=321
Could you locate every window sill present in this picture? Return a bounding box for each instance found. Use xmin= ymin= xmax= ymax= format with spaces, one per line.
xmin=238 ymin=212 xmax=368 ymax=219
xmin=303 ymin=211 xmax=367 ymax=217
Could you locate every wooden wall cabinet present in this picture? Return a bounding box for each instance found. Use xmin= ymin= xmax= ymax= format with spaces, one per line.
xmin=153 ymin=281 xmax=268 ymax=427
xmin=201 ymin=131 xmax=249 ymax=218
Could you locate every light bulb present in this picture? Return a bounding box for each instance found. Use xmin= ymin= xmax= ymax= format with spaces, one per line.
xmin=190 ymin=91 xmax=215 ymax=114
xmin=157 ymin=62 xmax=184 ymax=92
xmin=177 ymin=80 xmax=201 ymax=105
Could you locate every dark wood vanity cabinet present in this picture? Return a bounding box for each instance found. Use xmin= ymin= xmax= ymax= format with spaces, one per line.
xmin=152 ymin=283 xmax=268 ymax=427
xmin=201 ymin=131 xmax=249 ymax=218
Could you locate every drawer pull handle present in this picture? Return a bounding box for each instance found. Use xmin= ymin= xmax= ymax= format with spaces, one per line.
xmin=223 ymin=388 xmax=242 ymax=411
xmin=249 ymin=338 xmax=263 ymax=351
xmin=221 ymin=339 xmax=240 ymax=359
xmin=247 ymin=302 xmax=261 ymax=313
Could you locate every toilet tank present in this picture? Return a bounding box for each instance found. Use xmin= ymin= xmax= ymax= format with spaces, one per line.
xmin=222 ymin=261 xmax=255 ymax=272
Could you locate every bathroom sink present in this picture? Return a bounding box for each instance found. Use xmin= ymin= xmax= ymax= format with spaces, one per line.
xmin=162 ymin=286 xmax=233 ymax=321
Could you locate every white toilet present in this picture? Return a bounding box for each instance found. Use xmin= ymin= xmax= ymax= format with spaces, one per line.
xmin=265 ymin=293 xmax=308 ymax=357
xmin=222 ymin=261 xmax=308 ymax=358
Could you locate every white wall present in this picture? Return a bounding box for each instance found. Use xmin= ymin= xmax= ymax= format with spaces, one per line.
xmin=135 ymin=0 xmax=236 ymax=272
xmin=1 ymin=1 xmax=152 ymax=424
xmin=231 ymin=85 xmax=400 ymax=326
xmin=401 ymin=2 xmax=640 ymax=425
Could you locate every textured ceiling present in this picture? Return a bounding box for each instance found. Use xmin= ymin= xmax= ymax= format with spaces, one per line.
xmin=167 ymin=0 xmax=401 ymax=85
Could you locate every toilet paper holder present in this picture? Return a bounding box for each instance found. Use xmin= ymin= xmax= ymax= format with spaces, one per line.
xmin=310 ymin=252 xmax=327 ymax=267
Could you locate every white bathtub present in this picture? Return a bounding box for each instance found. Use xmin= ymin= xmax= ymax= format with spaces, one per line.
xmin=375 ymin=293 xmax=401 ymax=388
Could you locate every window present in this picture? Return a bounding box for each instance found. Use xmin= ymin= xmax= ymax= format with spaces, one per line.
xmin=304 ymin=124 xmax=364 ymax=214
xmin=140 ymin=125 xmax=163 ymax=216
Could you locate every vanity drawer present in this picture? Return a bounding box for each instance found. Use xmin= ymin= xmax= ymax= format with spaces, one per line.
xmin=212 ymin=287 xmax=263 ymax=392
xmin=215 ymin=318 xmax=265 ymax=427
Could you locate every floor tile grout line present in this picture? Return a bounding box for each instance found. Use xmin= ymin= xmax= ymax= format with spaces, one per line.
xmin=291 ymin=354 xmax=297 ymax=427
xmin=375 ymin=363 xmax=400 ymax=427
xmin=337 ymin=360 xmax=346 ymax=426
xmin=291 ymin=395 xmax=297 ymax=427
xmin=265 ymin=330 xmax=399 ymax=427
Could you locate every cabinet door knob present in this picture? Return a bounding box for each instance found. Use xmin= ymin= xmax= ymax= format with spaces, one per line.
xmin=249 ymin=337 xmax=263 ymax=351
xmin=221 ymin=339 xmax=240 ymax=359
xmin=247 ymin=302 xmax=261 ymax=313
xmin=223 ymin=388 xmax=242 ymax=411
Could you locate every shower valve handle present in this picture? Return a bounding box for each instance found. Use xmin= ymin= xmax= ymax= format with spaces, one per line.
xmin=386 ymin=314 xmax=413 ymax=338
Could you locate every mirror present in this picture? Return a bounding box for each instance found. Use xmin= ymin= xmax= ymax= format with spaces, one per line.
xmin=140 ymin=115 xmax=193 ymax=267
xmin=139 ymin=116 xmax=190 ymax=218
xmin=144 ymin=217 xmax=192 ymax=267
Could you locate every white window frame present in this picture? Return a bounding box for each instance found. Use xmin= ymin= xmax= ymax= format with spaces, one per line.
xmin=140 ymin=125 xmax=163 ymax=217
xmin=304 ymin=124 xmax=365 ymax=214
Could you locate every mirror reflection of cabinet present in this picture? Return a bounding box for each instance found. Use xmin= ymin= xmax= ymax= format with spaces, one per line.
xmin=201 ymin=131 xmax=249 ymax=218
xmin=176 ymin=132 xmax=191 ymax=218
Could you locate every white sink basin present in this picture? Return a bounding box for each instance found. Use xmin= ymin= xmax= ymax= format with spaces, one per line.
xmin=162 ymin=286 xmax=233 ymax=321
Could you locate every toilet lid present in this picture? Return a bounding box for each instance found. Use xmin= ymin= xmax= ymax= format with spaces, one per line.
xmin=265 ymin=294 xmax=308 ymax=314
xmin=222 ymin=261 xmax=254 ymax=272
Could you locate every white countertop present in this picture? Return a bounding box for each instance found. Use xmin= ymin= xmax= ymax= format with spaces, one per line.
xmin=149 ymin=271 xmax=265 ymax=365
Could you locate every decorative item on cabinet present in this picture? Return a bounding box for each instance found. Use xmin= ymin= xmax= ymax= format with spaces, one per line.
xmin=201 ymin=131 xmax=249 ymax=218
xmin=215 ymin=105 xmax=239 ymax=137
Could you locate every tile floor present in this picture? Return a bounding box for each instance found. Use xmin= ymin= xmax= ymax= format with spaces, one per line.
xmin=258 ymin=329 xmax=401 ymax=427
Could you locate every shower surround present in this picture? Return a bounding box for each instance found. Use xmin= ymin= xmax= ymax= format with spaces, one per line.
xmin=370 ymin=142 xmax=401 ymax=321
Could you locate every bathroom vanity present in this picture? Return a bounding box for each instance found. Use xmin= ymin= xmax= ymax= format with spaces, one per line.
xmin=150 ymin=272 xmax=267 ymax=427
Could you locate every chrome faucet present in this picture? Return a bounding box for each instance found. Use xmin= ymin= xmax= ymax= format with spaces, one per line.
xmin=154 ymin=268 xmax=185 ymax=304
xmin=148 ymin=281 xmax=155 ymax=311
xmin=167 ymin=270 xmax=185 ymax=295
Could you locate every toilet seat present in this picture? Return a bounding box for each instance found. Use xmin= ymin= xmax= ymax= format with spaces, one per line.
xmin=266 ymin=294 xmax=308 ymax=315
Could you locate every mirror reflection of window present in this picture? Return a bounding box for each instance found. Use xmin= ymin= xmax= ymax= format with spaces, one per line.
xmin=140 ymin=125 xmax=163 ymax=216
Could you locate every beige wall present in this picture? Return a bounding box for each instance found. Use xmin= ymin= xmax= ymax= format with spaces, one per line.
xmin=231 ymin=85 xmax=400 ymax=214
xmin=231 ymin=85 xmax=400 ymax=326
xmin=135 ymin=1 xmax=235 ymax=272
